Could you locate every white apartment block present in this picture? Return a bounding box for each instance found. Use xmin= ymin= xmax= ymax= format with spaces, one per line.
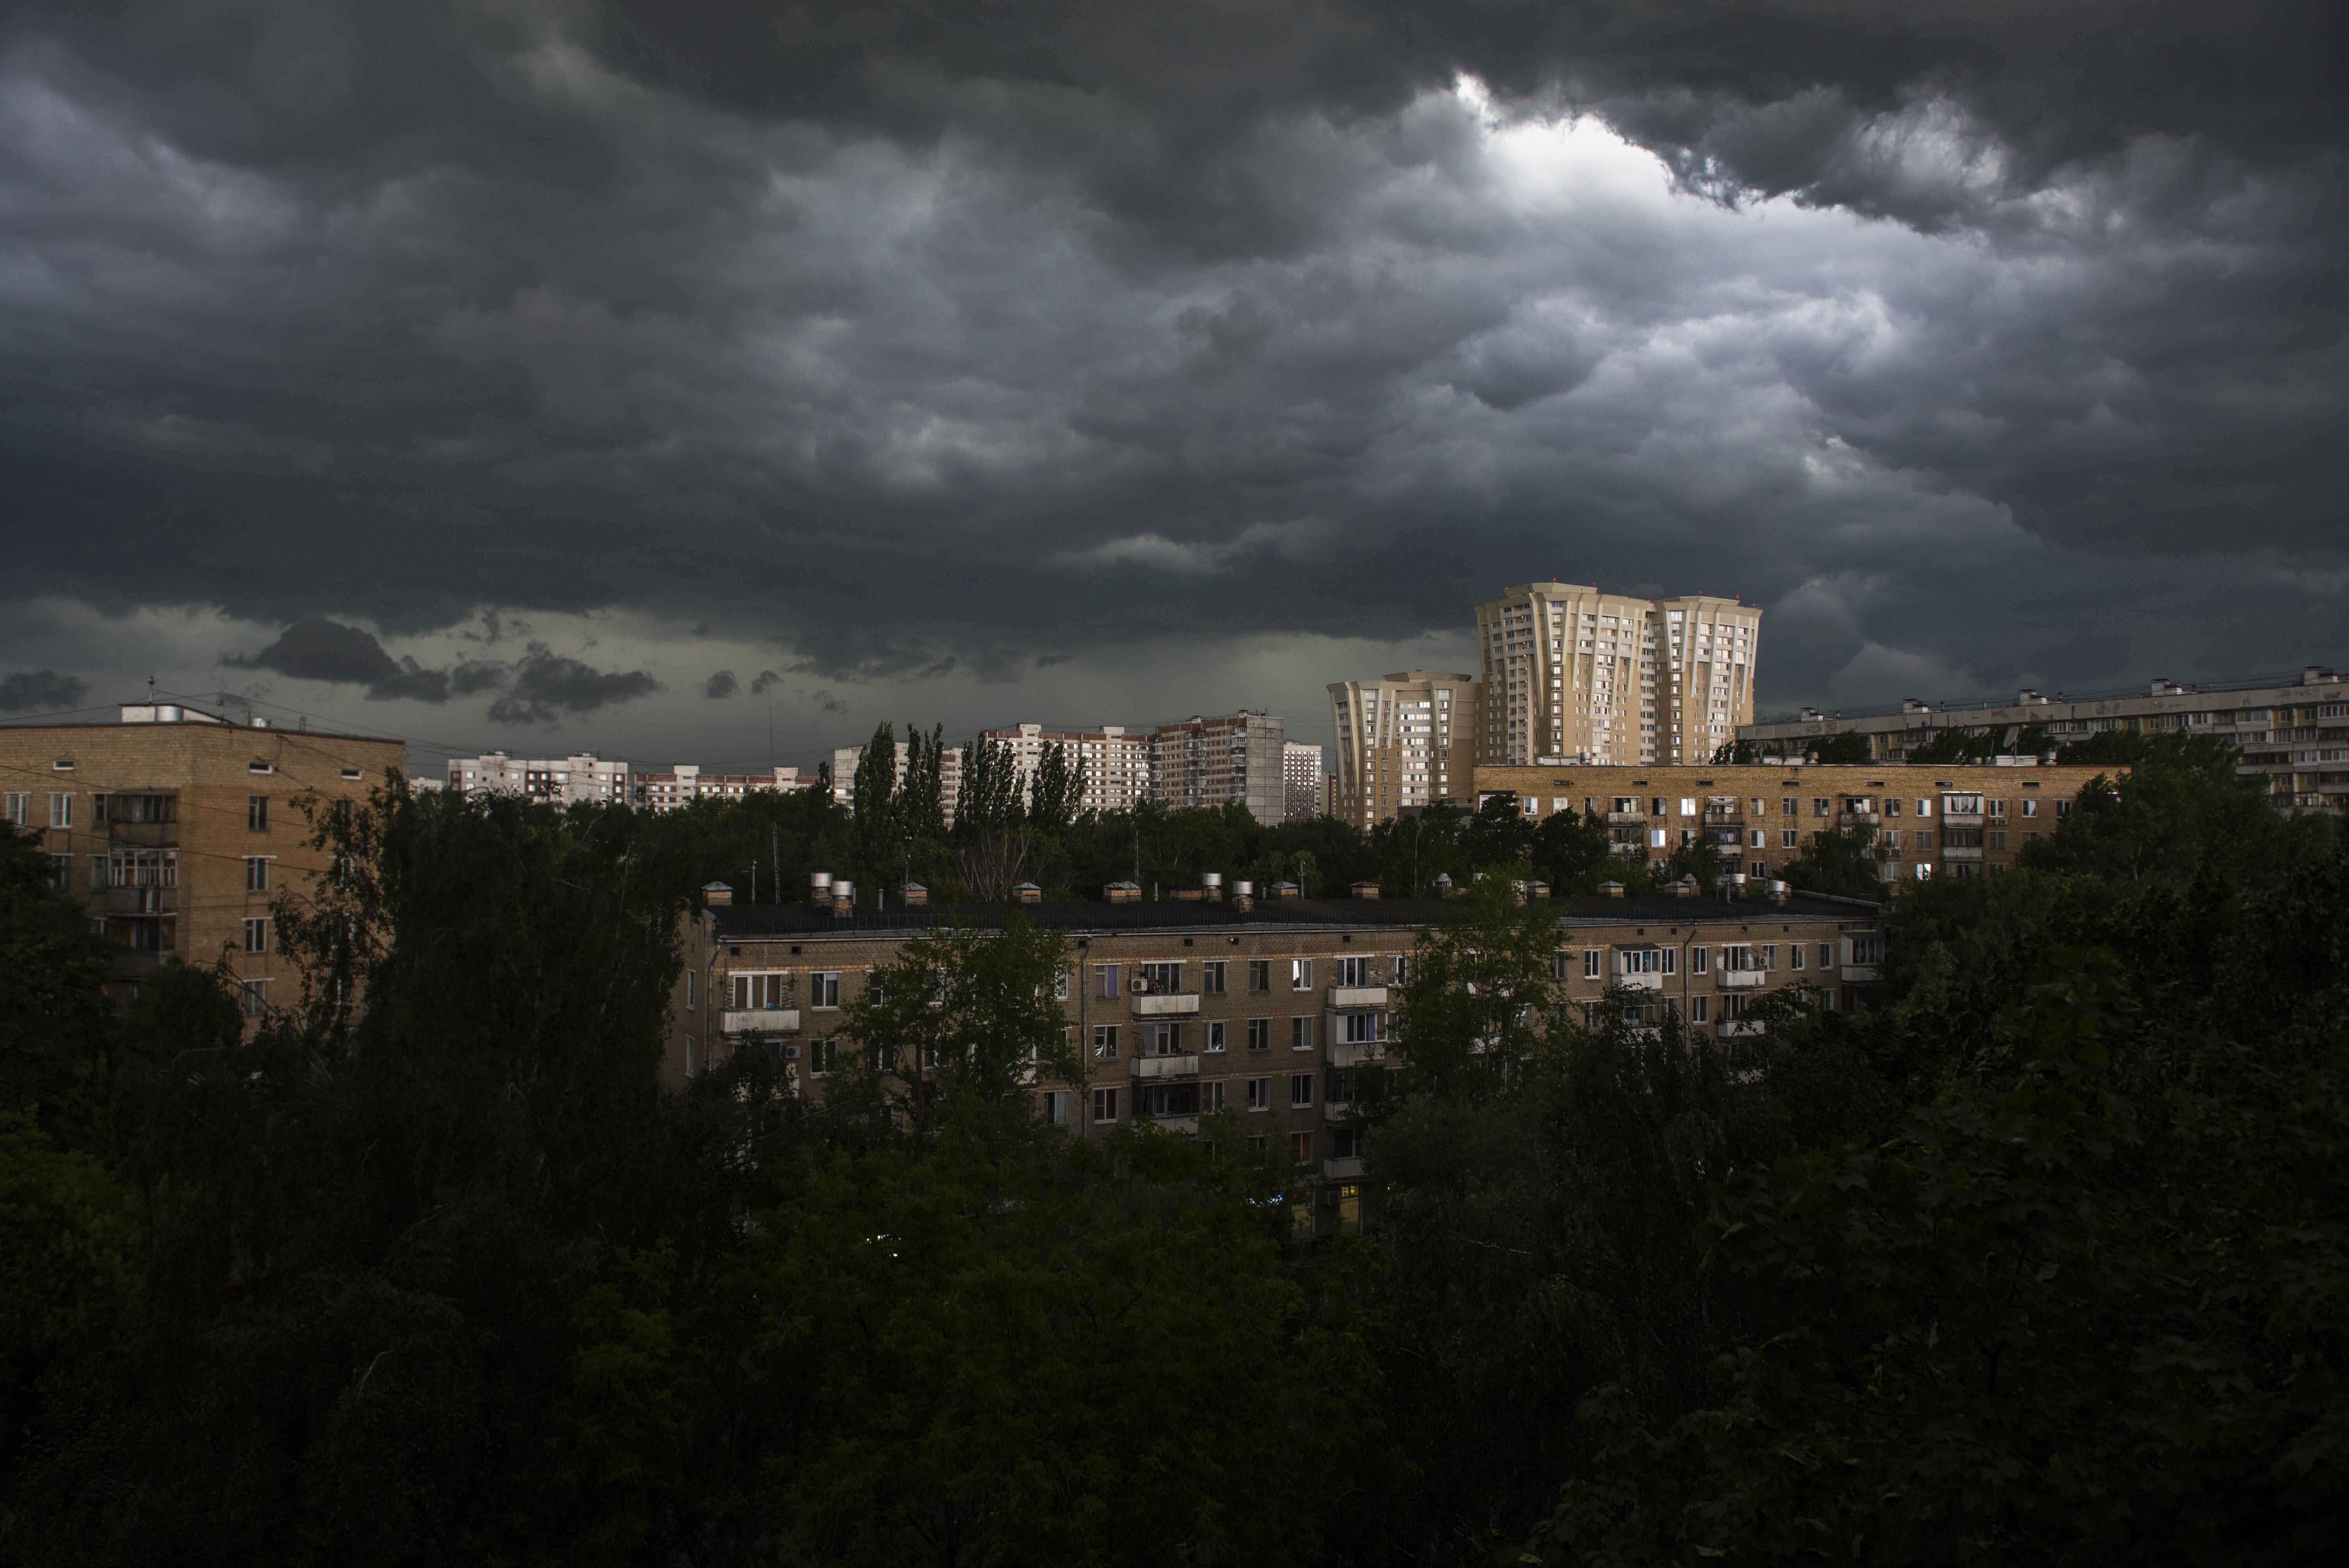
xmin=632 ymin=764 xmax=817 ymax=813
xmin=830 ymin=741 xmax=963 ymax=827
xmin=981 ymin=723 xmax=1152 ymax=815
xmin=446 ymin=751 xmax=629 ymax=805
xmin=1283 ymin=741 xmax=1325 ymax=821
xmin=1327 ymin=672 xmax=1479 ymax=827
xmin=1475 ymin=584 xmax=1758 ymax=767
xmin=1151 ymin=712 xmax=1287 ymax=826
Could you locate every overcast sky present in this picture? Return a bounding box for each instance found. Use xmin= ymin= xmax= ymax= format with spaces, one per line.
xmin=3 ymin=2 xmax=2342 ymax=772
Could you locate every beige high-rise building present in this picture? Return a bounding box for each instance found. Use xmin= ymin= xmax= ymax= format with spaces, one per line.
xmin=1327 ymin=672 xmax=1479 ymax=827
xmin=1474 ymin=584 xmax=1759 ymax=767
xmin=831 ymin=741 xmax=963 ymax=826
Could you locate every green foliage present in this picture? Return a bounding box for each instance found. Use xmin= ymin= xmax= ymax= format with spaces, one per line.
xmin=1907 ymin=721 xmax=2053 ymax=763
xmin=1389 ymin=868 xmax=1559 ymax=1093
xmin=2023 ymin=731 xmax=2327 ymax=886
xmin=1804 ymin=730 xmax=1874 ymax=764
xmin=1779 ymin=819 xmax=1886 ymax=900
xmin=0 ymin=823 xmax=113 ymax=1142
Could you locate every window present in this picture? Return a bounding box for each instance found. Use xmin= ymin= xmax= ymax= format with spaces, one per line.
xmin=1289 ymin=1130 xmax=1314 ymax=1164
xmin=49 ymin=855 xmax=70 ymax=891
xmin=1759 ymin=945 xmax=1777 ymax=970
xmin=1248 ymin=960 xmax=1271 ymax=992
xmin=247 ymin=795 xmax=269 ymax=832
xmin=1139 ymin=960 xmax=1182 ymax=994
xmin=1054 ymin=968 xmax=1070 ymax=1000
xmin=1915 ymin=830 xmax=1934 ymax=851
xmin=1691 ymin=945 xmax=1710 ymax=974
xmin=1813 ymin=798 xmax=1829 ymax=817
xmin=1915 ymin=798 xmax=1934 ymax=818
xmin=1097 ymin=963 xmax=1121 ymax=998
xmin=1246 ymin=1076 xmax=1271 ymax=1110
xmin=1619 ymin=947 xmax=1672 ymax=975
xmin=1202 ymin=960 xmax=1226 ymax=994
xmin=809 ymin=1038 xmax=839 ymax=1074
xmin=1290 ymin=958 xmax=1314 ymax=990
xmin=1291 ymin=1016 xmax=1315 ymax=1051
xmin=1818 ymin=943 xmax=1834 ymax=968
xmin=1988 ymin=830 xmax=2007 ymax=851
xmin=1093 ymin=1024 xmax=1120 ymax=1059
xmin=1200 ymin=1080 xmax=1228 ymax=1112
xmin=866 ymin=974 xmax=886 ymax=1004
xmin=1247 ymin=1018 xmax=1273 ymax=1051
xmin=1781 ymin=829 xmax=1798 ymax=849
xmin=1550 ymin=950 xmax=1573 ymax=981
xmin=1093 ymin=1087 xmax=1120 ymax=1123
xmin=3 ymin=793 xmax=24 ymax=826
xmin=1678 ymin=797 xmax=1695 ymax=816
xmin=1143 ymin=1021 xmax=1183 ymax=1056
xmin=685 ymin=969 xmax=695 ymax=1011
xmin=1724 ymin=944 xmax=1756 ymax=972
xmin=1039 ymin=1090 xmax=1069 ymax=1125
xmin=240 ymin=979 xmax=269 ymax=1018
xmin=245 ymin=856 xmax=269 ymax=893
xmin=48 ymin=793 xmax=71 ymax=829
xmin=1790 ymin=944 xmax=1804 ymax=971
xmin=809 ymin=971 xmax=841 ymax=1008
xmin=1781 ymin=796 xmax=1797 ymax=816
xmin=1989 ymin=799 xmax=2008 ymax=820
xmin=2021 ymin=798 xmax=2039 ymax=818
xmin=1337 ymin=955 xmax=1370 ymax=987
xmin=1291 ymin=1073 xmax=1315 ymax=1107
xmin=1690 ymin=995 xmax=1709 ymax=1023
xmin=730 ymin=972 xmax=791 ymax=1009
xmin=1388 ymin=954 xmax=1409 ymax=983
xmin=1204 ymin=1019 xmax=1226 ymax=1052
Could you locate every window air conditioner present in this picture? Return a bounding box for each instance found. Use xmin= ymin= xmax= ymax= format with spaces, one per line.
xmin=1129 ymin=978 xmax=1146 ymax=993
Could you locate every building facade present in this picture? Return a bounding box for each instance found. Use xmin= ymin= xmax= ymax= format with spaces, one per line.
xmin=2 ymin=704 xmax=405 ymax=1006
xmin=1739 ymin=667 xmax=2349 ymax=813
xmin=632 ymin=764 xmax=817 ymax=812
xmin=1473 ymin=760 xmax=2111 ymax=884
xmin=446 ymin=751 xmax=630 ymax=805
xmin=1474 ymin=584 xmax=1760 ymax=768
xmin=1150 ymin=712 xmax=1287 ymax=825
xmin=981 ymin=723 xmax=1152 ymax=815
xmin=1283 ymin=742 xmax=1325 ymax=821
xmin=1327 ymin=672 xmax=1479 ymax=827
xmin=670 ymin=881 xmax=1885 ymax=1229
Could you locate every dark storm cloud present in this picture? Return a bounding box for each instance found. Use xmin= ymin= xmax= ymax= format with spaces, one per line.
xmin=702 ymin=668 xmax=738 ymax=700
xmin=0 ymin=669 xmax=87 ymax=712
xmin=487 ymin=643 xmax=661 ymax=727
xmin=0 ymin=0 xmax=2343 ymax=719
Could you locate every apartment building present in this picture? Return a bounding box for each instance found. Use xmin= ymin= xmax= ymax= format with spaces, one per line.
xmin=1741 ymin=666 xmax=2349 ymax=812
xmin=1327 ymin=672 xmax=1479 ymax=827
xmin=1474 ymin=584 xmax=1759 ymax=768
xmin=632 ymin=764 xmax=818 ymax=812
xmin=2 ymin=703 xmax=404 ymax=1005
xmin=670 ymin=878 xmax=1884 ymax=1233
xmin=1283 ymin=742 xmax=1325 ymax=822
xmin=1473 ymin=760 xmax=2111 ymax=884
xmin=1151 ymin=713 xmax=1288 ymax=825
xmin=830 ymin=740 xmax=964 ymax=826
xmin=446 ymin=751 xmax=629 ymax=805
xmin=981 ymin=723 xmax=1152 ymax=815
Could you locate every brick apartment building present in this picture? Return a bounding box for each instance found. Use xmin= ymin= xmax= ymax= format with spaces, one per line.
xmin=981 ymin=723 xmax=1152 ymax=815
xmin=668 ymin=877 xmax=1885 ymax=1234
xmin=1740 ymin=666 xmax=2349 ymax=813
xmin=1472 ymin=760 xmax=2113 ymax=884
xmin=3 ymin=703 xmax=404 ymax=1007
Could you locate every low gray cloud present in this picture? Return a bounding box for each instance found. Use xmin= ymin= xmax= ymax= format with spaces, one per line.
xmin=486 ymin=643 xmax=661 ymax=727
xmin=0 ymin=669 xmax=88 ymax=712
xmin=0 ymin=1 xmax=2342 ymax=729
xmin=702 ymin=668 xmax=739 ymax=700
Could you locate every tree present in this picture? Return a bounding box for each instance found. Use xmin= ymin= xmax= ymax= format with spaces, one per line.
xmin=1388 ymin=867 xmax=1559 ymax=1094
xmin=1779 ymin=820 xmax=1886 ymax=900
xmin=1025 ymin=740 xmax=1086 ymax=835
xmin=1533 ymin=807 xmax=1614 ymax=896
xmin=0 ymin=822 xmax=114 ymax=1142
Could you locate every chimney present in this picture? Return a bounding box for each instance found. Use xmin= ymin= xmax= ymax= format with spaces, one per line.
xmin=1726 ymin=871 xmax=1747 ymax=899
xmin=1598 ymin=880 xmax=1625 ymax=898
xmin=2305 ymin=665 xmax=2335 ymax=686
xmin=901 ymin=882 xmax=929 ymax=907
xmin=1352 ymin=880 xmax=1380 ymax=899
xmin=1674 ymin=876 xmax=1697 ymax=898
xmin=1524 ymin=880 xmax=1550 ymax=900
xmin=1433 ymin=872 xmax=1456 ymax=898
xmin=1014 ymin=882 xmax=1044 ymax=904
xmin=809 ymin=870 xmax=833 ymax=906
xmin=702 ymin=881 xmax=733 ymax=907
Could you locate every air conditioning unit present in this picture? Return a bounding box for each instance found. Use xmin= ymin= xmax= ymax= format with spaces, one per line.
xmin=1129 ymin=978 xmax=1147 ymax=993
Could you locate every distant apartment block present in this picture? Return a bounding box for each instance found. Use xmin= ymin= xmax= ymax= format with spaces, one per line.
xmin=447 ymin=751 xmax=629 ymax=805
xmin=830 ymin=740 xmax=963 ymax=826
xmin=1283 ymin=742 xmax=1324 ymax=821
xmin=3 ymin=703 xmax=401 ymax=1005
xmin=1328 ymin=673 xmax=1479 ymax=828
xmin=1740 ymin=666 xmax=2349 ymax=811
xmin=1475 ymin=584 xmax=1758 ymax=768
xmin=632 ymin=764 xmax=818 ymax=812
xmin=982 ymin=723 xmax=1151 ymax=815
xmin=1151 ymin=712 xmax=1287 ymax=826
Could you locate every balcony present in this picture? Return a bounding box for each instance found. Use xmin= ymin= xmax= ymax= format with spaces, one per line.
xmin=1322 ymin=1155 xmax=1365 ymax=1179
xmin=1328 ymin=1040 xmax=1387 ymax=1068
xmin=1839 ymin=810 xmax=1880 ymax=826
xmin=1130 ymin=1053 xmax=1200 ymax=1079
xmin=102 ymin=885 xmax=179 ymax=916
xmin=1701 ymin=809 xmax=1741 ymax=823
xmin=1840 ymin=965 xmax=1880 ymax=984
xmin=1717 ymin=970 xmax=1767 ymax=989
xmin=105 ymin=821 xmax=178 ymax=848
xmin=1328 ymin=984 xmax=1387 ymax=1009
xmin=1131 ymin=992 xmax=1200 ymax=1017
xmin=1605 ymin=811 xmax=1647 ymax=825
xmin=1941 ymin=846 xmax=1984 ymax=861
xmin=721 ymin=1007 xmax=800 ymax=1035
xmin=1716 ymin=1018 xmax=1767 ymax=1038
xmin=1322 ymin=1101 xmax=1356 ymax=1123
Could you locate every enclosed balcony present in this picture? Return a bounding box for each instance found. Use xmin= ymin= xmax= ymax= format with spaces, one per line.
xmin=720 ymin=1008 xmax=800 ymax=1035
xmin=1131 ymin=992 xmax=1200 ymax=1017
xmin=1716 ymin=969 xmax=1767 ymax=989
xmin=103 ymin=885 xmax=178 ymax=916
xmin=1327 ymin=984 xmax=1387 ymax=1009
xmin=1130 ymin=1053 xmax=1200 ymax=1079
xmin=1716 ymin=1018 xmax=1767 ymax=1038
xmin=1328 ymin=1040 xmax=1387 ymax=1068
xmin=1322 ymin=1155 xmax=1365 ymax=1179
xmin=1840 ymin=964 xmax=1880 ymax=984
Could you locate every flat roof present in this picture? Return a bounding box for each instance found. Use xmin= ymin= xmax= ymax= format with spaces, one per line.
xmin=0 ymin=719 xmax=405 ymax=747
xmin=709 ymin=890 xmax=1878 ymax=940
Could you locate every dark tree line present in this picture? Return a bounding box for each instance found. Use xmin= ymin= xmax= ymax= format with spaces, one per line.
xmin=2 ymin=733 xmax=2342 ymax=1564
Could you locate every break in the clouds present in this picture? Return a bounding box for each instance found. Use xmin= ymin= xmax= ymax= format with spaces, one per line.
xmin=0 ymin=0 xmax=2342 ymax=747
